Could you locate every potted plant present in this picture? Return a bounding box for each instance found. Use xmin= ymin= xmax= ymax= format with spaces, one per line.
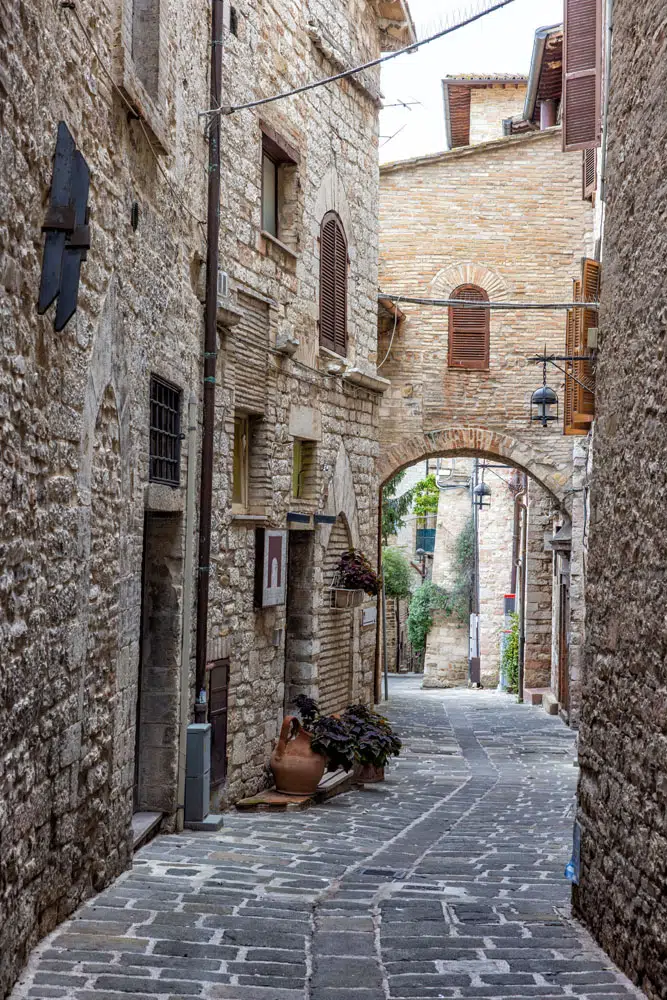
xmin=270 ymin=695 xmax=356 ymax=795
xmin=342 ymin=704 xmax=402 ymax=783
xmin=331 ymin=549 xmax=380 ymax=609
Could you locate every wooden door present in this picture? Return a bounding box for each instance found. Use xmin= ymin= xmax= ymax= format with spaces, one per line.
xmin=558 ymin=582 xmax=570 ymax=713
xmin=209 ymin=660 xmax=229 ymax=786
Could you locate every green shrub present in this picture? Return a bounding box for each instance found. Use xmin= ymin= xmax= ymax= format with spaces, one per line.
xmin=382 ymin=471 xmax=414 ymax=544
xmin=407 ymin=581 xmax=450 ymax=652
xmin=502 ymin=612 xmax=520 ymax=694
xmin=413 ymin=474 xmax=439 ymax=516
xmin=382 ymin=547 xmax=411 ymax=598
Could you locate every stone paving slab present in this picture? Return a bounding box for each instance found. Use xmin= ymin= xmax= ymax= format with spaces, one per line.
xmin=11 ymin=678 xmax=646 ymax=1000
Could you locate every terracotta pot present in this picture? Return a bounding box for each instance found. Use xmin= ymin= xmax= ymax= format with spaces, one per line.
xmin=355 ymin=762 xmax=385 ymax=783
xmin=270 ymin=716 xmax=326 ymax=795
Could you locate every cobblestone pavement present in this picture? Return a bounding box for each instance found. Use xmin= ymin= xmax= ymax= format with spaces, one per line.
xmin=12 ymin=678 xmax=645 ymax=1000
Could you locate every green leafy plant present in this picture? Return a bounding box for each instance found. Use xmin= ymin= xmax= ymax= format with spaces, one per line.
xmin=382 ymin=471 xmax=414 ymax=545
xmin=407 ymin=581 xmax=451 ymax=652
xmin=342 ymin=704 xmax=402 ymax=768
xmin=338 ymin=549 xmax=379 ymax=596
xmin=412 ymin=474 xmax=439 ymax=516
xmin=502 ymin=611 xmax=520 ymax=694
xmin=382 ymin=547 xmax=411 ymax=598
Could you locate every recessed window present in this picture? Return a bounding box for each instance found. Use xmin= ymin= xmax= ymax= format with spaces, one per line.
xmin=292 ymin=440 xmax=317 ymax=500
xmin=149 ymin=376 xmax=182 ymax=485
xmin=448 ymin=284 xmax=489 ymax=370
xmin=319 ymin=212 xmax=347 ymax=356
xmin=132 ymin=0 xmax=160 ymax=97
xmin=262 ymin=152 xmax=278 ymax=236
xmin=260 ymin=126 xmax=299 ymax=245
xmin=232 ymin=415 xmax=249 ymax=508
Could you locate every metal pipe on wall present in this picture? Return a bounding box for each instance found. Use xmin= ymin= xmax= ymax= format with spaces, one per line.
xmin=176 ymin=393 xmax=198 ymax=831
xmin=195 ymin=0 xmax=224 ymax=722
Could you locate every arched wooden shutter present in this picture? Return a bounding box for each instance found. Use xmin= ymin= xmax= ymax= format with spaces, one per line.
xmin=448 ymin=284 xmax=489 ymax=370
xmin=563 ymin=0 xmax=602 ymax=151
xmin=320 ymin=212 xmax=347 ymax=356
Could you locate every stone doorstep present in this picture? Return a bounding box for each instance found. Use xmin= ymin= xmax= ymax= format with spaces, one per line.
xmin=236 ymin=768 xmax=356 ymax=812
xmin=542 ymin=691 xmax=560 ymax=716
xmin=524 ymin=687 xmax=550 ymax=707
xmin=131 ymin=811 xmax=163 ymax=850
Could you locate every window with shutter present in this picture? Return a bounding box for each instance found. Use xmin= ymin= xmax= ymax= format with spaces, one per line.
xmin=583 ymin=147 xmax=597 ymax=200
xmin=448 ymin=284 xmax=490 ymax=370
xmin=319 ymin=212 xmax=347 ymax=356
xmin=563 ymin=0 xmax=602 ymax=151
xmin=564 ymin=263 xmax=599 ymax=434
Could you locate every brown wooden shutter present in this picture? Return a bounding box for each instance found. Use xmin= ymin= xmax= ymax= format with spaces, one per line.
xmin=320 ymin=212 xmax=347 ymax=356
xmin=583 ymin=147 xmax=597 ymax=199
xmin=448 ymin=284 xmax=490 ymax=370
xmin=564 ymin=304 xmax=576 ymax=433
xmin=563 ymin=0 xmax=602 ymax=151
xmin=448 ymin=86 xmax=471 ymax=148
xmin=564 ymin=268 xmax=598 ymax=434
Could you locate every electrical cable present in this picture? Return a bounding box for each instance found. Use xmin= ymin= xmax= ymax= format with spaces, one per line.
xmin=200 ymin=0 xmax=519 ymax=118
xmin=62 ymin=3 xmax=207 ymax=236
xmin=379 ymin=294 xmax=600 ymax=311
xmin=378 ymin=297 xmax=402 ymax=369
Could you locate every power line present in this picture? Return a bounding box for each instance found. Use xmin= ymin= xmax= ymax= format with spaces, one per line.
xmin=200 ymin=0 xmax=519 ymax=119
xmin=379 ymin=294 xmax=600 ymax=311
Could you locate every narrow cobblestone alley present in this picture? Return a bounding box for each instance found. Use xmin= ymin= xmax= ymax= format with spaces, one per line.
xmin=12 ymin=679 xmax=643 ymax=1000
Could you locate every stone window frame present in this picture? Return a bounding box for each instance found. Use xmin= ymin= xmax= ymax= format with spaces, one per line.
xmin=259 ymin=121 xmax=301 ymax=257
xmin=117 ymin=0 xmax=170 ymax=153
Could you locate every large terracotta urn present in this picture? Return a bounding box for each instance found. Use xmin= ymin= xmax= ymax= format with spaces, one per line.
xmin=270 ymin=716 xmax=326 ymax=795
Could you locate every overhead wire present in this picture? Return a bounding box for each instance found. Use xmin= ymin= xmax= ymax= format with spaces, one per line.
xmin=377 ymin=297 xmax=402 ymax=369
xmin=199 ymin=0 xmax=519 ymax=118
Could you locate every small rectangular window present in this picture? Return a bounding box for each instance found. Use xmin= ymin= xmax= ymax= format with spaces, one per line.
xmin=233 ymin=415 xmax=249 ymax=508
xmin=149 ymin=376 xmax=182 ymax=485
xmin=261 ymin=153 xmax=278 ymax=236
xmin=292 ymin=439 xmax=316 ymax=500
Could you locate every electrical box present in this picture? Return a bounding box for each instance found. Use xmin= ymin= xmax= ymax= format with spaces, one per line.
xmin=217 ymin=269 xmax=229 ymax=302
xmin=185 ymin=723 xmax=211 ymax=823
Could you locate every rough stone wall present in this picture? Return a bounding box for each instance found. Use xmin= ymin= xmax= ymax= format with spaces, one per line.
xmin=478 ymin=474 xmax=515 ymax=686
xmin=423 ymin=610 xmax=468 ymax=688
xmin=0 ymin=0 xmax=208 ymax=988
xmin=469 ymin=84 xmax=528 ymax=145
xmin=574 ymin=3 xmax=667 ymax=996
xmin=523 ymin=481 xmax=555 ymax=690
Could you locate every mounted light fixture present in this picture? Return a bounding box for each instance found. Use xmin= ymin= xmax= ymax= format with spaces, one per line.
xmin=531 ymin=360 xmax=559 ymax=428
xmin=473 ymin=481 xmax=491 ymax=510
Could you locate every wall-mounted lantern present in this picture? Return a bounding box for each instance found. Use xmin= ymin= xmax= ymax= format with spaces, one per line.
xmin=531 ymin=361 xmax=559 ymax=427
xmin=473 ymin=482 xmax=491 ymax=510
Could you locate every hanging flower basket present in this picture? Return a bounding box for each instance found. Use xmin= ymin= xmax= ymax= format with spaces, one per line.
xmin=332 ymin=587 xmax=365 ymax=609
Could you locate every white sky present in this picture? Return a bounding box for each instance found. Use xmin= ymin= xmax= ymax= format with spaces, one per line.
xmin=379 ymin=0 xmax=563 ymax=163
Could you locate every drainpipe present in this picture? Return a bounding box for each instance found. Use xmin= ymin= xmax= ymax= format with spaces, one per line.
xmin=176 ymin=393 xmax=198 ymax=831
xmin=195 ymin=0 xmax=224 ymax=723
xmin=517 ymin=474 xmax=528 ymax=703
xmin=597 ymin=0 xmax=615 ymax=222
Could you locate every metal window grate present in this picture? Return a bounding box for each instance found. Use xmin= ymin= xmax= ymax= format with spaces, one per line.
xmin=149 ymin=376 xmax=182 ymax=485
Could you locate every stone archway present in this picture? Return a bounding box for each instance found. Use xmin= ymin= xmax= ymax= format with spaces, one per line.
xmin=379 ymin=426 xmax=570 ymax=508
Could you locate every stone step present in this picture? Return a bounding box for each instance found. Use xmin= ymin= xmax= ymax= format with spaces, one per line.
xmin=524 ymin=687 xmax=550 ymax=706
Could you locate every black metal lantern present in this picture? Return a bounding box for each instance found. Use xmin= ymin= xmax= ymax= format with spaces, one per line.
xmin=531 ymin=361 xmax=559 ymax=427
xmin=473 ymin=482 xmax=491 ymax=510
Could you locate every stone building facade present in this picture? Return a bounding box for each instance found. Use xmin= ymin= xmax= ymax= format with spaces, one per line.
xmin=0 ymin=0 xmax=413 ymax=994
xmin=572 ymin=1 xmax=667 ymax=997
xmin=377 ymin=69 xmax=593 ymax=711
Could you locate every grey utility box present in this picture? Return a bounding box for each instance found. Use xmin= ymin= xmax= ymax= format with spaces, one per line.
xmin=185 ymin=723 xmax=211 ymax=823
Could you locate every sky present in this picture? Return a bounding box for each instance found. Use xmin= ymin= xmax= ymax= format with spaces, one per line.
xmin=379 ymin=0 xmax=563 ymax=163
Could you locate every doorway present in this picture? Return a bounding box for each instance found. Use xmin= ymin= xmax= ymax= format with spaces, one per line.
xmin=134 ymin=511 xmax=183 ymax=816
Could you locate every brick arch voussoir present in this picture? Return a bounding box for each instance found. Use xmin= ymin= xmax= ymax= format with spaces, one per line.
xmin=379 ymin=427 xmax=568 ymax=507
xmin=430 ymin=261 xmax=510 ymax=302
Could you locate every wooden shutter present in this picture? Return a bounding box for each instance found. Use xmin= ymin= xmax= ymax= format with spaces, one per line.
xmin=448 ymin=86 xmax=471 ymax=148
xmin=448 ymin=284 xmax=489 ymax=370
xmin=564 ymin=266 xmax=598 ymax=434
xmin=583 ymin=147 xmax=597 ymax=199
xmin=320 ymin=212 xmax=347 ymax=356
xmin=563 ymin=0 xmax=602 ymax=151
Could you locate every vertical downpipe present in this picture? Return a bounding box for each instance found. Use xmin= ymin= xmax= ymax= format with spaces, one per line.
xmin=518 ymin=475 xmax=528 ymax=702
xmin=176 ymin=393 xmax=199 ymax=830
xmin=195 ymin=0 xmax=224 ymax=723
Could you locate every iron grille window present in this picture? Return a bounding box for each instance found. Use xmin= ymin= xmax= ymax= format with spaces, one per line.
xmin=149 ymin=376 xmax=182 ymax=485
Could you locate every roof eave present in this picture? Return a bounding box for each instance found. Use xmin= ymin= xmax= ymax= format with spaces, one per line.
xmin=380 ymin=124 xmax=561 ymax=173
xmin=524 ymin=23 xmax=563 ymax=121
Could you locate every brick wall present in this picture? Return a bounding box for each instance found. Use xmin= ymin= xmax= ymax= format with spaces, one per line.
xmin=574 ymin=2 xmax=667 ymax=996
xmin=469 ymin=84 xmax=527 ymax=144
